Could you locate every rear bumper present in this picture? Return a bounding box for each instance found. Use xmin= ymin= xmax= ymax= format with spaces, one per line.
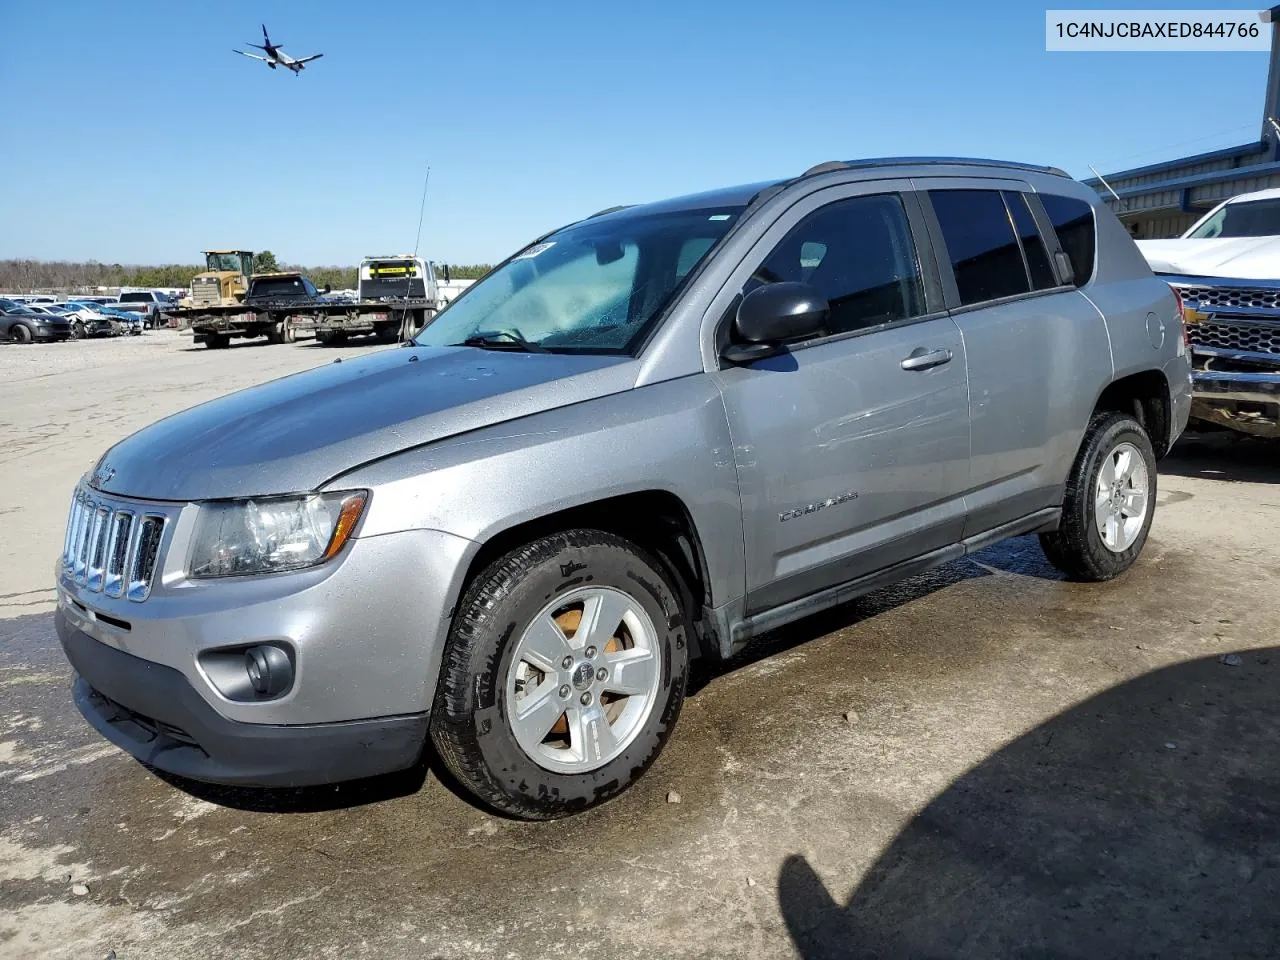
xmin=1191 ymin=368 xmax=1280 ymax=438
xmin=59 ymin=610 xmax=429 ymax=786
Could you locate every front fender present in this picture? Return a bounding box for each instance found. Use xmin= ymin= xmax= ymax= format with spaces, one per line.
xmin=330 ymin=376 xmax=745 ymax=615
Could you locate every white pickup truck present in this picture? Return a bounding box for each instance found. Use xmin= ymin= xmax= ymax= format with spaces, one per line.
xmin=1137 ymin=188 xmax=1280 ymax=438
xmin=115 ymin=290 xmax=177 ymax=329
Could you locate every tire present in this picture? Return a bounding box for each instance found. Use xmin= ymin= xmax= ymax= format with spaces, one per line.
xmin=71 ymin=321 xmax=85 ymax=341
xmin=11 ymin=324 xmax=32 ymax=344
xmin=1040 ymin=411 xmax=1157 ymax=582
xmin=431 ymin=529 xmax=690 ymax=820
xmin=205 ymin=333 xmax=230 ymax=350
xmin=280 ymin=317 xmax=296 ymax=344
xmin=376 ymin=322 xmax=400 ymax=344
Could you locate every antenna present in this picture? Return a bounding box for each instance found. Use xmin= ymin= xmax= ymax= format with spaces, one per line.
xmin=1088 ymin=164 xmax=1121 ymax=203
xmin=413 ymin=165 xmax=431 ymax=258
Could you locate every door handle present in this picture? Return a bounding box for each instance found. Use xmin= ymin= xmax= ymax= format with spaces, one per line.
xmin=900 ymin=347 xmax=953 ymax=371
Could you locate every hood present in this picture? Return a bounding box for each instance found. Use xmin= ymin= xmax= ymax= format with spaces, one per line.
xmin=94 ymin=346 xmax=637 ymax=501
xmin=1136 ymin=236 xmax=1280 ymax=281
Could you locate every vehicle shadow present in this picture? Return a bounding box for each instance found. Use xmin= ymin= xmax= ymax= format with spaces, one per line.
xmin=777 ymin=646 xmax=1280 ymax=959
xmin=1162 ymin=431 xmax=1278 ymax=485
xmin=151 ymin=761 xmax=431 ymax=813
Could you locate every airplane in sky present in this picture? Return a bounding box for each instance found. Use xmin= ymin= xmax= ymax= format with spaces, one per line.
xmin=234 ymin=25 xmax=323 ymax=75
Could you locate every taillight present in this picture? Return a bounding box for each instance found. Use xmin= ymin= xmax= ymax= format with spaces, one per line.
xmin=1169 ymin=285 xmax=1192 ymax=350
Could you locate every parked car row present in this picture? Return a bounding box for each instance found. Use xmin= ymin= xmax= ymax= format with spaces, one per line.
xmin=0 ymin=298 xmax=146 ymax=342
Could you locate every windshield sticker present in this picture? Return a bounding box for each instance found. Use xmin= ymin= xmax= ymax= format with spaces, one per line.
xmin=709 ymin=214 xmax=731 ymax=221
xmin=513 ymin=241 xmax=556 ymax=260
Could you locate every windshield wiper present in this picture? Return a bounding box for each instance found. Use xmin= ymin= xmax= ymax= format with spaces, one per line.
xmin=455 ymin=329 xmax=550 ymax=353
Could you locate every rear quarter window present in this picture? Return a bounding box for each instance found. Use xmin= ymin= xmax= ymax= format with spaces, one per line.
xmin=1040 ymin=194 xmax=1096 ymax=286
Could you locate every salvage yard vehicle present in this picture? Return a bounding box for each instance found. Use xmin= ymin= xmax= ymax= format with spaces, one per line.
xmin=177 ymin=271 xmax=332 ymax=347
xmin=1 ymin=298 xmax=73 ymax=342
xmin=1136 ymin=188 xmax=1280 ymax=438
xmin=115 ymin=290 xmax=176 ymax=329
xmin=56 ymin=157 xmax=1191 ymax=820
xmin=313 ymin=255 xmax=448 ymax=344
xmin=185 ymin=250 xmax=255 ymax=311
xmin=60 ymin=302 xmax=119 ymax=339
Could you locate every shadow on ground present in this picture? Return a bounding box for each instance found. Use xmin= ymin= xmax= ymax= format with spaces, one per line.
xmin=778 ymin=647 xmax=1280 ymax=959
xmin=1162 ymin=431 xmax=1278 ymax=485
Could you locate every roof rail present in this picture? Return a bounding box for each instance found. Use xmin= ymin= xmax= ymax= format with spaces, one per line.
xmin=801 ymin=157 xmax=1071 ymax=178
xmin=587 ymin=204 xmax=634 ymax=219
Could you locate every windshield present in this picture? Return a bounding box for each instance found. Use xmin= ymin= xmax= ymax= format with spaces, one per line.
xmin=1187 ymin=197 xmax=1280 ymax=239
xmin=413 ymin=205 xmax=743 ymax=353
xmin=206 ymin=253 xmax=247 ymax=272
xmin=120 ymin=292 xmax=150 ymax=302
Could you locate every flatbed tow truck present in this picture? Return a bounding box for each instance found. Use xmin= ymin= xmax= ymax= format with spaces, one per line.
xmin=314 ymin=255 xmax=450 ymax=345
xmin=170 ymin=255 xmax=451 ymax=348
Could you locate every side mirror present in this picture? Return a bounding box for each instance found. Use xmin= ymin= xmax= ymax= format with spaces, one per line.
xmin=722 ymin=282 xmax=828 ymax=364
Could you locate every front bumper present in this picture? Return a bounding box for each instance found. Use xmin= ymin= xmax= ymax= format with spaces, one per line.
xmin=1191 ymin=367 xmax=1280 ymax=438
xmin=59 ymin=611 xmax=428 ymax=786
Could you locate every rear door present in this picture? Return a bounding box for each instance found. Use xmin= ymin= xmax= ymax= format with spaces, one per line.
xmin=915 ymin=179 xmax=1112 ymax=535
xmin=709 ymin=182 xmax=972 ymax=613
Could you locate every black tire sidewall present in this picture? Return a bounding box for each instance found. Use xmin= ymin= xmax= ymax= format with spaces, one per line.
xmin=435 ymin=533 xmax=688 ymax=817
xmin=1069 ymin=415 xmax=1157 ymax=577
xmin=13 ymin=324 xmax=31 ymax=343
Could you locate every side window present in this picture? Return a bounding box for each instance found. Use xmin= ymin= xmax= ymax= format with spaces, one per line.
xmin=1004 ymin=191 xmax=1057 ymax=290
xmin=929 ymin=189 xmax=1029 ymax=306
xmin=751 ymin=194 xmax=925 ymax=336
xmin=1040 ymin=194 xmax=1096 ymax=286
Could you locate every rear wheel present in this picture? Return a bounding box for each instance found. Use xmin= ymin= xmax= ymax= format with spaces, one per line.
xmin=280 ymin=317 xmax=297 ymax=343
xmin=376 ymin=321 xmax=400 ymax=344
xmin=1040 ymin=412 xmax=1157 ymax=582
xmin=431 ymin=530 xmax=689 ymax=820
xmin=11 ymin=324 xmax=32 ymax=344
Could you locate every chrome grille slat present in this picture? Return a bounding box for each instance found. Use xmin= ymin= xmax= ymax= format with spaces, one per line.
xmin=86 ymin=507 xmax=111 ymax=591
xmin=128 ymin=516 xmax=166 ymax=602
xmin=61 ymin=486 xmax=169 ymax=603
xmin=104 ymin=511 xmax=134 ymax=599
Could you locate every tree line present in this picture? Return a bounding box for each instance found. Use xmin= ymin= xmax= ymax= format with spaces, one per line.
xmin=0 ymin=257 xmax=493 ymax=294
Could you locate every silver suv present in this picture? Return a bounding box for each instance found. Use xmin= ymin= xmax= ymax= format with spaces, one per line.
xmin=56 ymin=158 xmax=1192 ymax=819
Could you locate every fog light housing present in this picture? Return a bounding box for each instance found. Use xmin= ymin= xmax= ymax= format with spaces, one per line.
xmin=245 ymin=645 xmax=292 ymax=697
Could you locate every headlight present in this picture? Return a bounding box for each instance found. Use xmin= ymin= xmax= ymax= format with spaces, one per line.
xmin=188 ymin=490 xmax=367 ymax=579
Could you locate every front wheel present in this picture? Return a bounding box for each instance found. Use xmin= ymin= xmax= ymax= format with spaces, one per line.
xmin=71 ymin=321 xmax=85 ymax=340
xmin=1040 ymin=412 xmax=1157 ymax=582
xmin=431 ymin=530 xmax=689 ymax=820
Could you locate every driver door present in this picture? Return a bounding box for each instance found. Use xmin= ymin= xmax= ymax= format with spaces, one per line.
xmin=709 ymin=183 xmax=972 ymax=613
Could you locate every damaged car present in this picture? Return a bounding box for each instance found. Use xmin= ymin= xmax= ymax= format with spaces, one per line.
xmin=1138 ymin=188 xmax=1280 ymax=438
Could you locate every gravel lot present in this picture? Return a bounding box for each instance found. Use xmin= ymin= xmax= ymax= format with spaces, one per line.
xmin=2 ymin=332 xmax=1278 ymax=959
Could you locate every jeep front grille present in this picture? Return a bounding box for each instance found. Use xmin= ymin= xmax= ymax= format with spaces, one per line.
xmin=1192 ymin=319 xmax=1280 ymax=357
xmin=63 ymin=488 xmax=167 ymax=602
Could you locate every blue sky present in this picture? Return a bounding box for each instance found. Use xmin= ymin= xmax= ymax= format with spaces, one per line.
xmin=0 ymin=1 xmax=1272 ymax=265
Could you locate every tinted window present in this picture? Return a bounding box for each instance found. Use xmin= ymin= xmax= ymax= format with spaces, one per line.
xmin=751 ymin=194 xmax=925 ymax=336
xmin=1004 ymin=191 xmax=1057 ymax=290
xmin=1187 ymin=197 xmax=1280 ymax=239
xmin=929 ymin=190 xmax=1029 ymax=306
xmin=1040 ymin=194 xmax=1096 ymax=286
